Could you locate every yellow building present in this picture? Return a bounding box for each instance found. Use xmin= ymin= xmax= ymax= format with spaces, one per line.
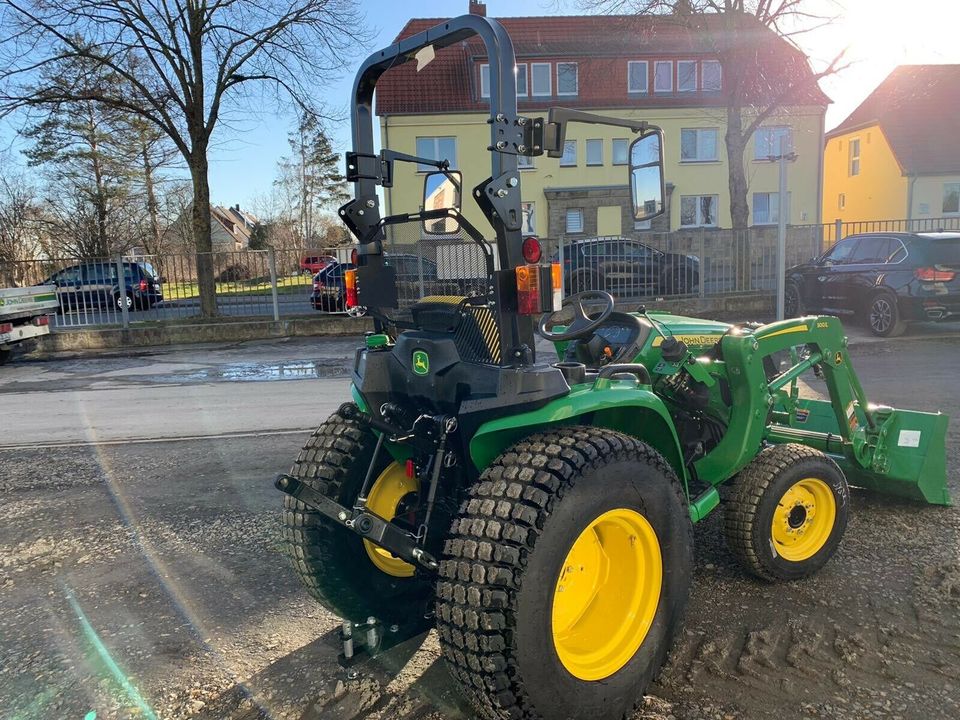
xmin=824 ymin=65 xmax=960 ymax=225
xmin=375 ymin=3 xmax=828 ymax=237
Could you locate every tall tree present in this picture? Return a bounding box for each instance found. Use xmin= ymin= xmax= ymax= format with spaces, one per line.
xmin=0 ymin=168 xmax=42 ymax=286
xmin=275 ymin=115 xmax=349 ymax=245
xmin=0 ymin=1 xmax=368 ymax=316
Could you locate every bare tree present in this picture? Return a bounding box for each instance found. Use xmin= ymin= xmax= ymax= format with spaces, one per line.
xmin=582 ymin=1 xmax=845 ymax=286
xmin=0 ymin=1 xmax=369 ymax=316
xmin=0 ymin=168 xmax=42 ymax=286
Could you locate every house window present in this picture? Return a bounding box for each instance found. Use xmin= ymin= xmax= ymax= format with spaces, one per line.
xmin=560 ymin=140 xmax=577 ymax=167
xmin=612 ymin=138 xmax=629 ymax=165
xmin=838 ymin=193 xmax=846 ymax=210
xmin=586 ymin=139 xmax=603 ymax=166
xmin=628 ymin=61 xmax=648 ymax=93
xmin=753 ymin=192 xmax=791 ymax=225
xmin=531 ymin=62 xmax=552 ymax=96
xmin=481 ymin=63 xmax=529 ymax=97
xmin=557 ymin=62 xmax=578 ymax=96
xmin=522 ymin=202 xmax=536 ymax=233
xmin=702 ymin=60 xmax=722 ymax=91
xmin=415 ymin=136 xmax=457 ymax=172
xmin=754 ymin=126 xmax=792 ymax=159
xmin=680 ymin=128 xmax=718 ymax=162
xmin=680 ymin=195 xmax=718 ymax=227
xmin=518 ymin=153 xmax=535 ymax=169
xmin=654 ymin=61 xmax=673 ymax=92
xmin=678 ymin=60 xmax=697 ymax=92
xmin=944 ymin=183 xmax=960 ymax=214
xmin=849 ymin=138 xmax=861 ymax=176
xmin=516 ymin=63 xmax=528 ymax=96
xmin=566 ymin=208 xmax=584 ymax=234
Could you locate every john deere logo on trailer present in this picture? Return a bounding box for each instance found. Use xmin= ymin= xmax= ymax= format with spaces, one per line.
xmin=413 ymin=350 xmax=429 ymax=375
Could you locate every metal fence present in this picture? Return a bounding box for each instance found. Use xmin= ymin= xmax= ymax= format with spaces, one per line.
xmin=8 ymin=215 xmax=959 ymax=331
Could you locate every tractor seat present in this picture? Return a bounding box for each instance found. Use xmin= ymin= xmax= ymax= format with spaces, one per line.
xmin=411 ymin=295 xmax=502 ymax=365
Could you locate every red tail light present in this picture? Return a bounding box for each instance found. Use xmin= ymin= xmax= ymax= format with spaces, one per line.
xmin=313 ymin=280 xmax=321 ymax=290
xmin=139 ymin=279 xmax=148 ymax=291
xmin=522 ymin=236 xmax=542 ymax=263
xmin=915 ymin=267 xmax=956 ymax=282
xmin=32 ymin=315 xmax=49 ymax=327
xmin=515 ymin=265 xmax=543 ymax=315
xmin=0 ymin=323 xmax=12 ymax=334
xmin=351 ymin=248 xmax=359 ymax=266
xmin=344 ymin=269 xmax=358 ymax=308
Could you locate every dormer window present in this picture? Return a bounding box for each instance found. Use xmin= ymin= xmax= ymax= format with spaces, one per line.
xmin=654 ymin=61 xmax=673 ymax=92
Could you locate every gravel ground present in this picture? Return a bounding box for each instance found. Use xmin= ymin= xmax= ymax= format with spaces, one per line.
xmin=1 ymin=336 xmax=958 ymax=719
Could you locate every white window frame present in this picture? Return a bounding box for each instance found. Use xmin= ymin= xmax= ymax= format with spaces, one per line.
xmin=679 ymin=194 xmax=719 ymax=228
xmin=627 ymin=61 xmax=648 ymax=94
xmin=560 ymin=140 xmax=577 ymax=167
xmin=849 ymin=137 xmax=861 ymax=176
xmin=531 ymin=62 xmax=552 ymax=96
xmin=415 ymin=136 xmax=457 ymax=173
xmin=612 ymin=138 xmax=629 ymax=166
xmin=522 ymin=201 xmax=536 ymax=234
xmin=702 ymin=60 xmax=722 ymax=91
xmin=585 ymin=138 xmax=603 ymax=166
xmin=944 ymin=182 xmax=960 ymax=215
xmin=565 ymin=208 xmax=584 ymax=234
xmin=680 ymin=128 xmax=719 ymax=162
xmin=752 ymin=191 xmax=791 ymax=225
xmin=754 ymin=126 xmax=793 ymax=160
xmin=480 ymin=63 xmax=490 ymax=98
xmin=557 ymin=62 xmax=578 ymax=96
xmin=483 ymin=62 xmax=529 ymax=98
xmin=654 ymin=61 xmax=673 ymax=93
xmin=515 ymin=63 xmax=528 ymax=97
xmin=677 ymin=60 xmax=698 ymax=92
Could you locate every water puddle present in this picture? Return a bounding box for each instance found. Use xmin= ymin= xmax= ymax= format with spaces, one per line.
xmin=146 ymin=359 xmax=350 ymax=383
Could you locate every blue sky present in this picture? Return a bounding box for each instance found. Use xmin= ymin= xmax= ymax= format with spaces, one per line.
xmin=2 ymin=0 xmax=958 ymax=210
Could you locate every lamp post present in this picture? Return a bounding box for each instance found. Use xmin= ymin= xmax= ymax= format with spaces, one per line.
xmin=768 ymin=149 xmax=798 ymax=321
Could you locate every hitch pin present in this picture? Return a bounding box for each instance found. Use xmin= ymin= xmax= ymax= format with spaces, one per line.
xmin=342 ymin=621 xmax=354 ymax=659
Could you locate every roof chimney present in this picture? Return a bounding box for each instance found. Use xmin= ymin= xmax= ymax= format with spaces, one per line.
xmin=469 ymin=0 xmax=486 ymax=16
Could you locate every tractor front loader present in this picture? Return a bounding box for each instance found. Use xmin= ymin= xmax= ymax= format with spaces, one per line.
xmin=274 ymin=14 xmax=950 ymax=720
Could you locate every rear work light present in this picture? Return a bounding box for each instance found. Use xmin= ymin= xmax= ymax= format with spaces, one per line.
xmin=344 ymin=269 xmax=358 ymax=309
xmin=515 ymin=263 xmax=562 ymax=316
xmin=915 ymin=267 xmax=956 ymax=282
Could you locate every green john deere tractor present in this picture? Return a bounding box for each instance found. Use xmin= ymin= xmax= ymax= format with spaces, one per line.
xmin=275 ymin=14 xmax=950 ymax=720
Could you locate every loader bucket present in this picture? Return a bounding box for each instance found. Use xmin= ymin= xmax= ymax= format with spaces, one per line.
xmin=846 ymin=408 xmax=952 ymax=506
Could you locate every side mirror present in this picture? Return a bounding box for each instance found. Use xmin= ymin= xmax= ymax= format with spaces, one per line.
xmin=629 ymin=133 xmax=665 ymax=221
xmin=422 ymin=170 xmax=462 ymax=235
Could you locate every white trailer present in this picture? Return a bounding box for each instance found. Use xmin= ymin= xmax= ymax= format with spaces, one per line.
xmin=0 ymin=285 xmax=58 ymax=364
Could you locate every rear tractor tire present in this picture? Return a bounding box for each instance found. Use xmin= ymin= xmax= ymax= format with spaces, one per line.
xmin=436 ymin=426 xmax=693 ymax=720
xmin=280 ymin=407 xmax=436 ymax=630
xmin=725 ymin=443 xmax=849 ymax=582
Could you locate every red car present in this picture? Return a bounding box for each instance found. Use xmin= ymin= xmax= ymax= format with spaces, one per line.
xmin=300 ymin=255 xmax=336 ymax=275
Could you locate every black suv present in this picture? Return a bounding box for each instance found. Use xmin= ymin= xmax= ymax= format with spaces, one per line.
xmin=553 ymin=237 xmax=700 ymax=296
xmin=785 ymin=232 xmax=960 ymax=336
xmin=44 ymin=261 xmax=163 ymax=312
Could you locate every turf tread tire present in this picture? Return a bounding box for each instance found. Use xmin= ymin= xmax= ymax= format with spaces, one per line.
xmin=281 ymin=408 xmax=432 ymax=626
xmin=725 ymin=443 xmax=849 ymax=583
xmin=436 ymin=426 xmax=693 ymax=720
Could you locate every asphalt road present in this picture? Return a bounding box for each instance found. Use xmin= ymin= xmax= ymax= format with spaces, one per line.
xmin=1 ymin=331 xmax=959 ymax=720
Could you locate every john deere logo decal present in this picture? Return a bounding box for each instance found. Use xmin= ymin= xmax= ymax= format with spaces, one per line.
xmin=413 ymin=350 xmax=430 ymax=375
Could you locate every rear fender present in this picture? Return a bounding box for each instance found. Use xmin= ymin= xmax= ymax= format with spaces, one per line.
xmin=468 ymin=383 xmax=688 ymax=495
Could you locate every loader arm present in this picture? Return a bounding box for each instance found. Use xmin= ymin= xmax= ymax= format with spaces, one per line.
xmin=693 ymin=316 xmax=950 ymax=505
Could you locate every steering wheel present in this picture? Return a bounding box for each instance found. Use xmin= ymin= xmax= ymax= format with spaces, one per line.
xmin=538 ymin=290 xmax=615 ymax=342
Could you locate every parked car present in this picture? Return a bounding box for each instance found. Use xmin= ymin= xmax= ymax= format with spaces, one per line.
xmin=311 ymin=255 xmax=446 ymax=314
xmin=785 ymin=231 xmax=960 ymax=337
xmin=310 ymin=261 xmax=355 ymax=313
xmin=300 ymin=255 xmax=336 ymax=275
xmin=553 ymin=237 xmax=700 ymax=296
xmin=43 ymin=261 xmax=163 ymax=312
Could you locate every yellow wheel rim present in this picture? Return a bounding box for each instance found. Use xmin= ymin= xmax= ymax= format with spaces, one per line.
xmin=551 ymin=508 xmax=662 ymax=681
xmin=771 ymin=477 xmax=836 ymax=562
xmin=363 ymin=462 xmax=419 ymax=577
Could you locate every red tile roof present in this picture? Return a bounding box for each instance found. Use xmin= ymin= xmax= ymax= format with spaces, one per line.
xmin=375 ymin=14 xmax=829 ymax=115
xmin=827 ymin=65 xmax=960 ymax=176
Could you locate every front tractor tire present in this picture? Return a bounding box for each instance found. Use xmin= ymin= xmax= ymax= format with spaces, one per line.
xmin=725 ymin=443 xmax=849 ymax=582
xmin=436 ymin=427 xmax=693 ymax=720
xmin=280 ymin=408 xmax=434 ymax=630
